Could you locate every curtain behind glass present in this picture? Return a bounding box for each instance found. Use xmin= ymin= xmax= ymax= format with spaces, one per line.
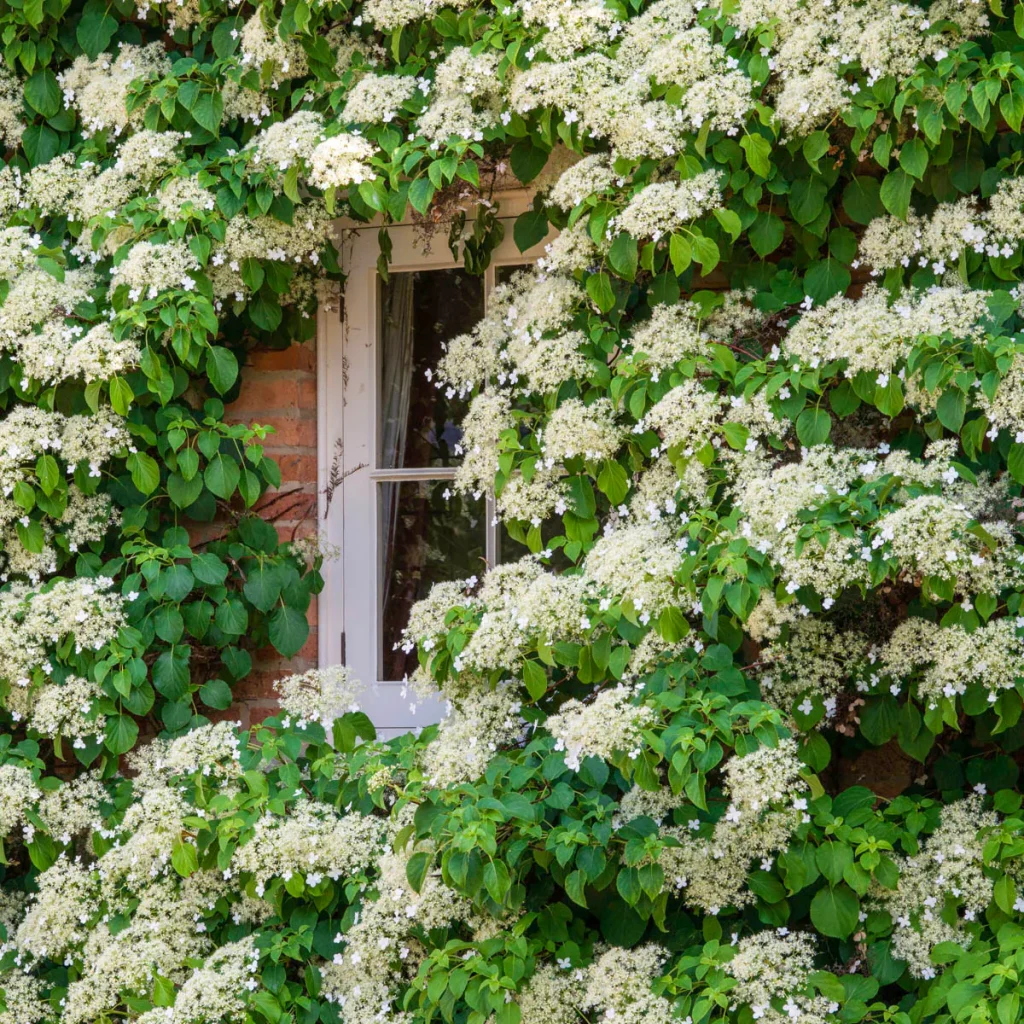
xmin=379 ymin=273 xmax=416 ymax=632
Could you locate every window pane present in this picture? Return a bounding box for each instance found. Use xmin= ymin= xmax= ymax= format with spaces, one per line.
xmin=378 ymin=269 xmax=484 ymax=469
xmin=380 ymin=480 xmax=486 ymax=680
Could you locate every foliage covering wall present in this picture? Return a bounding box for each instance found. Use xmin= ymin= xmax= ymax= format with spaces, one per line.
xmin=4 ymin=0 xmax=1024 ymax=1023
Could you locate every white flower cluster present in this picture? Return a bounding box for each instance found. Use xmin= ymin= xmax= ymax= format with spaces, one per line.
xmin=547 ymin=684 xmax=654 ymax=771
xmin=58 ymin=44 xmax=172 ymax=136
xmin=0 ymin=405 xmax=127 ymax=493
xmin=275 ymin=665 xmax=364 ymax=725
xmin=615 ymin=172 xmax=723 ymax=241
xmin=782 ymin=284 xmax=988 ymax=379
xmin=308 ymin=133 xmax=378 ymax=190
xmin=0 ymin=65 xmax=24 ymax=149
xmin=727 ymin=931 xmax=838 ymax=1024
xmin=0 ymin=763 xmax=41 ymax=839
xmin=18 ymin=673 xmax=106 ymax=743
xmin=0 ymin=575 xmax=125 ymax=690
xmin=136 ymin=938 xmax=259 ymax=1024
xmin=252 ymin=110 xmax=325 ymax=174
xmin=873 ymin=796 xmax=996 ymax=978
xmin=232 ymin=800 xmax=387 ymax=892
xmin=237 ymin=13 xmax=307 ymax=80
xmin=321 ymin=839 xmax=475 ymax=1023
xmin=418 ymin=46 xmax=503 ymax=144
xmin=580 ymin=944 xmax=675 ymax=1023
xmin=109 ymin=239 xmax=200 ymax=300
xmin=859 ymin=198 xmax=1013 ymax=275
xmin=659 ymin=741 xmax=809 ymax=914
xmin=730 ymin=439 xmax=1020 ymax=606
xmin=421 ymin=685 xmax=528 ymax=785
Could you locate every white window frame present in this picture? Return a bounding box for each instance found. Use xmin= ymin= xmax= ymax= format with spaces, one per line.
xmin=317 ymin=190 xmax=552 ymax=734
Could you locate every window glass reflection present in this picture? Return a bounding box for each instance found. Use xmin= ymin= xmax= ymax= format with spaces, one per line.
xmin=378 ymin=269 xmax=485 ymax=469
xmin=380 ymin=481 xmax=486 ymax=680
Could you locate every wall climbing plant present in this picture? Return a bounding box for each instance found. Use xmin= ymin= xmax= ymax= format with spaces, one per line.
xmin=4 ymin=1 xmax=1024 ymax=1024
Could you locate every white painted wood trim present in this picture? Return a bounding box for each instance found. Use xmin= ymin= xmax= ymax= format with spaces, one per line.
xmin=317 ymin=191 xmax=552 ymax=734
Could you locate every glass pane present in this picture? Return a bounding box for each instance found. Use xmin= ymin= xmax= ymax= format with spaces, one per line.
xmin=378 ymin=269 xmax=484 ymax=469
xmin=380 ymin=480 xmax=486 ymax=680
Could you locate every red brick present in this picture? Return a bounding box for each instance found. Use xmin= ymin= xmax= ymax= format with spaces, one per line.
xmin=226 ymin=336 xmax=320 ymax=725
xmin=298 ymin=377 xmax=317 ymax=410
xmin=230 ymin=377 xmax=299 ymax=414
xmin=246 ymin=703 xmax=281 ymax=728
xmin=248 ymin=344 xmax=316 ymax=372
xmin=232 ymin=670 xmax=284 ymax=701
xmin=276 ymin=453 xmax=318 ymax=484
xmin=261 ymin=417 xmax=317 ymax=449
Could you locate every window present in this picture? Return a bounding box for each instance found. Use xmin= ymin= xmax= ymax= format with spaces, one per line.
xmin=317 ymin=194 xmax=551 ymax=735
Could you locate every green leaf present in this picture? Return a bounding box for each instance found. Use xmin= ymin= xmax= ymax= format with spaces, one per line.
xmin=513 ymin=209 xmax=548 ymax=252
xmin=789 ymin=178 xmax=828 ymax=226
xmin=898 ymin=138 xmax=929 ymax=179
xmin=713 ymin=207 xmax=742 ymax=240
xmin=669 ymin=233 xmax=692 ymax=274
xmin=192 ymin=553 xmax=229 ymax=586
xmin=1000 ymin=88 xmax=1024 ymax=133
xmin=104 ymin=714 xmax=139 ymax=755
xmin=861 ymin=696 xmax=899 ymax=746
xmin=406 ymin=850 xmax=431 ymax=892
xmin=248 ymin=290 xmax=283 ymax=332
xmin=193 ymin=91 xmax=223 ymax=134
xmin=566 ymin=869 xmax=589 ymax=907
xmin=171 ymin=840 xmax=199 ymax=878
xmin=24 ymin=70 xmax=61 ymax=118
xmin=244 ymin=563 xmax=283 ymax=612
xmin=153 ymin=974 xmax=176 ymax=1008
xmin=206 ymin=347 xmax=239 ymax=395
xmin=76 ymin=8 xmax=118 ymax=58
xmin=875 ymin=376 xmax=905 ymax=418
xmin=16 ymin=520 xmax=44 ymax=555
xmin=204 ymin=454 xmax=241 ymax=499
xmin=586 ymin=272 xmax=615 ymax=313
xmin=597 ymin=460 xmax=629 ymax=505
xmin=269 ymin=605 xmax=309 ymax=658
xmin=483 ymin=860 xmax=511 ymax=904
xmin=509 ymin=139 xmax=550 ymax=184
xmin=199 ymin=678 xmax=233 ymax=710
xmin=935 ymin=388 xmax=966 ymax=433
xmin=880 ymin=169 xmax=914 ymax=220
xmin=408 ymin=177 xmax=436 ymax=215
xmin=153 ymin=645 xmax=191 ymax=700
xmin=128 ymin=452 xmax=161 ymax=495
xmin=1009 ymin=443 xmax=1024 ymax=485
xmin=843 ymin=177 xmax=884 ymax=225
xmin=23 ymin=0 xmax=44 ymax=27
xmin=750 ymin=212 xmax=784 ymax=257
xmin=740 ymin=133 xmax=772 ymax=178
xmin=995 ymin=874 xmax=1018 ymax=914
xmin=35 ymin=454 xmax=58 ymax=496
xmin=608 ymin=232 xmax=638 ymax=281
xmin=803 ymin=259 xmax=851 ymax=305
xmin=167 ymin=472 xmax=203 ymax=509
xmin=802 ymin=130 xmax=831 ymax=168
xmin=109 ymin=375 xmax=135 ymax=414
xmin=810 ymin=884 xmax=861 ymax=938
xmin=692 ymin=234 xmax=720 ymax=275
xmin=522 ymin=659 xmax=548 ymax=701
xmin=659 ymin=606 xmax=689 ymax=643
xmin=796 ymin=407 xmax=831 ymax=447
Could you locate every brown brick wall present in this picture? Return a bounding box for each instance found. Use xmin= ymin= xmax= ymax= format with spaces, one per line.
xmin=226 ymin=339 xmax=319 ymax=727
